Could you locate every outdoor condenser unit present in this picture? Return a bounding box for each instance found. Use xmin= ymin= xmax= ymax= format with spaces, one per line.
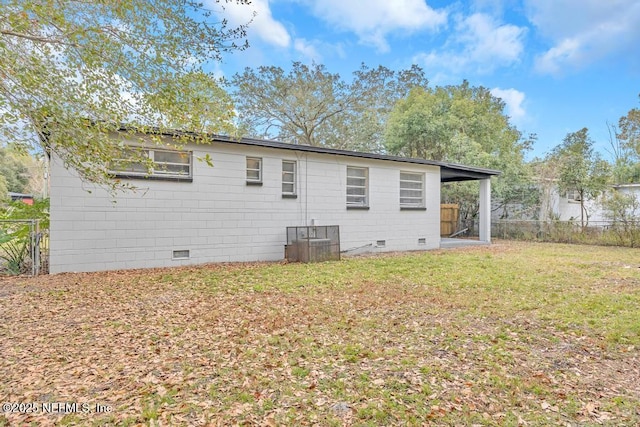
xmin=285 ymin=225 xmax=340 ymax=263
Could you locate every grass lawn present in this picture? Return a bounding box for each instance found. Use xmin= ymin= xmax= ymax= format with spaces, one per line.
xmin=1 ymin=241 xmax=640 ymax=426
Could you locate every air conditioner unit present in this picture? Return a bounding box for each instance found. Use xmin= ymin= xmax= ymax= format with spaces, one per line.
xmin=285 ymin=225 xmax=340 ymax=263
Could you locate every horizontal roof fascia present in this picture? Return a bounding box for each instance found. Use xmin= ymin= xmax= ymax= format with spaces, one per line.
xmin=123 ymin=127 xmax=502 ymax=182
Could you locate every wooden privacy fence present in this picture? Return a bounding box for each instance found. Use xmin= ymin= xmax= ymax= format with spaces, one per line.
xmin=440 ymin=204 xmax=459 ymax=236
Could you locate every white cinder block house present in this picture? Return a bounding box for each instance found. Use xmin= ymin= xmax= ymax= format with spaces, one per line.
xmin=49 ymin=133 xmax=500 ymax=273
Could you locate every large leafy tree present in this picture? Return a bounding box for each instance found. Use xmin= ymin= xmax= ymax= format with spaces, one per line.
xmin=0 ymin=144 xmax=46 ymax=200
xmin=548 ymin=128 xmax=611 ymax=227
xmin=232 ymin=62 xmax=349 ymax=147
xmin=618 ymin=98 xmax=640 ymax=155
xmin=384 ymin=82 xmax=536 ymax=222
xmin=0 ymin=0 xmax=249 ymax=190
xmin=231 ymin=62 xmax=428 ymax=152
xmin=0 ymin=145 xmax=35 ymax=194
xmin=609 ymin=95 xmax=640 ymax=183
xmin=317 ymin=64 xmax=429 ymax=152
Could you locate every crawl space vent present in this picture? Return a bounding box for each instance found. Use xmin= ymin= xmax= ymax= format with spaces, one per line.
xmin=172 ymin=250 xmax=190 ymax=259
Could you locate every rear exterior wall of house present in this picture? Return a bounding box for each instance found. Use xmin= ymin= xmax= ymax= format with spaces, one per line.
xmin=49 ymin=140 xmax=441 ymax=273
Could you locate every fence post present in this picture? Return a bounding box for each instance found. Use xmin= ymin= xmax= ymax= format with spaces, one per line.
xmin=33 ymin=220 xmax=40 ymax=276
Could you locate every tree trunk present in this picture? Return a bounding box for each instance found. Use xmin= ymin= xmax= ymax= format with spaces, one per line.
xmin=580 ymin=190 xmax=585 ymax=230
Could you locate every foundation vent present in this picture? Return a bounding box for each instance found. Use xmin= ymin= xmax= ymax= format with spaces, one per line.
xmin=172 ymin=250 xmax=190 ymax=260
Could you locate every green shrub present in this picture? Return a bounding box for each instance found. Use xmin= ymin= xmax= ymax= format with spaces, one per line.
xmin=0 ymin=230 xmax=28 ymax=274
xmin=0 ymin=198 xmax=49 ymax=275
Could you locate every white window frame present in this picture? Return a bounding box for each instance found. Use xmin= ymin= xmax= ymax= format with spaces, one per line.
xmin=346 ymin=166 xmax=369 ymax=207
xmin=246 ymin=157 xmax=262 ymax=184
xmin=110 ymin=147 xmax=192 ymax=179
xmin=400 ymin=171 xmax=425 ymax=208
xmin=282 ymin=160 xmax=297 ymax=196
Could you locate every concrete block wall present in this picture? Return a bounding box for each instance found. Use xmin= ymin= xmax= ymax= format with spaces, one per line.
xmin=49 ymin=140 xmax=441 ymax=273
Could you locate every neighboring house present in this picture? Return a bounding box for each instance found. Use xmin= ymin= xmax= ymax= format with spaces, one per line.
xmin=8 ymin=192 xmax=34 ymax=205
xmin=613 ymin=183 xmax=640 ymax=199
xmin=493 ymin=181 xmax=640 ymax=223
xmin=546 ymin=188 xmax=608 ymax=222
xmin=545 ymin=184 xmax=640 ymax=223
xmin=49 ymin=132 xmax=500 ymax=273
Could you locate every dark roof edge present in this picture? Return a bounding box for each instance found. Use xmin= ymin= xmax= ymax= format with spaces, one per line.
xmin=123 ymin=127 xmax=501 ymax=177
xmin=212 ymin=134 xmax=501 ymax=178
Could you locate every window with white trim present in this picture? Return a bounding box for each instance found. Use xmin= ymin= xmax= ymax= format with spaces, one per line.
xmin=246 ymin=157 xmax=262 ymax=184
xmin=346 ymin=166 xmax=368 ymax=207
xmin=110 ymin=147 xmax=192 ymax=179
xmin=400 ymin=172 xmax=424 ymax=208
xmin=282 ymin=160 xmax=296 ymax=196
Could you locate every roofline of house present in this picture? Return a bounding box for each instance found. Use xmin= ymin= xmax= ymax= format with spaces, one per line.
xmin=122 ymin=127 xmax=501 ymax=180
xmin=530 ymin=179 xmax=640 ymax=189
xmin=613 ymin=183 xmax=640 ymax=189
xmin=212 ymin=134 xmax=502 ymax=177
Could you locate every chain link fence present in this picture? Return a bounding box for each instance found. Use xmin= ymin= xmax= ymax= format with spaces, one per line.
xmin=0 ymin=219 xmax=48 ymax=276
xmin=444 ymin=218 xmax=640 ymax=248
xmin=492 ymin=220 xmax=640 ymax=248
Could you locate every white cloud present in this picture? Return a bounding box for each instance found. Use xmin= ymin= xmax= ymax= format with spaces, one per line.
xmin=414 ymin=13 xmax=526 ymax=76
xmin=471 ymin=0 xmax=509 ymax=13
xmin=490 ymin=87 xmax=527 ymax=124
xmin=459 ymin=14 xmax=525 ymax=66
xmin=209 ymin=63 xmax=226 ymax=81
xmin=293 ymin=38 xmax=322 ymax=62
xmin=534 ymin=39 xmax=582 ymax=75
xmin=212 ymin=0 xmax=291 ymax=48
xmin=526 ymin=0 xmax=640 ymax=74
xmin=304 ymin=0 xmax=447 ymax=51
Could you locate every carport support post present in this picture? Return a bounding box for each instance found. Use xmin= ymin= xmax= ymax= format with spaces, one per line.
xmin=479 ymin=178 xmax=491 ymax=243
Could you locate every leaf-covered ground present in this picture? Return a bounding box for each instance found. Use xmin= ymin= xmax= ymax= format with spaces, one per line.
xmin=1 ymin=241 xmax=639 ymax=426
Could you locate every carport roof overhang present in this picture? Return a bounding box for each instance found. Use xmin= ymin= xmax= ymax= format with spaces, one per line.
xmin=440 ymin=163 xmax=501 ymax=182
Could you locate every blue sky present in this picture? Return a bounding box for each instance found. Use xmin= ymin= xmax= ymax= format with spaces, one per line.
xmin=212 ymin=0 xmax=640 ymax=160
